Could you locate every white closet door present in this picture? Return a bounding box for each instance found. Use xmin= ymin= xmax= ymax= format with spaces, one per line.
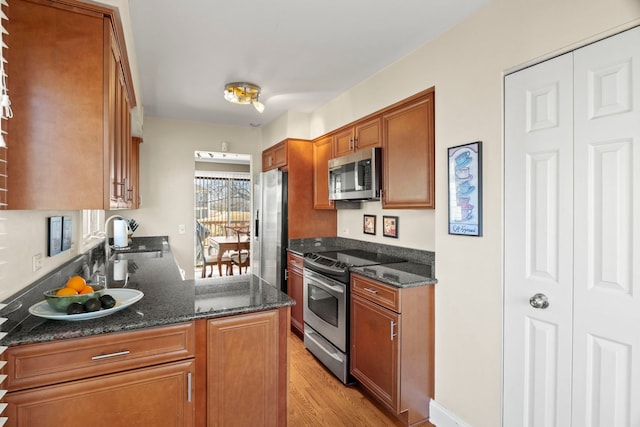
xmin=504 ymin=53 xmax=574 ymax=427
xmin=571 ymin=27 xmax=640 ymax=427
xmin=505 ymin=26 xmax=640 ymax=427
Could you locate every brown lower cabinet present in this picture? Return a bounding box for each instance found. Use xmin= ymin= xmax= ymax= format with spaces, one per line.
xmin=286 ymin=252 xmax=304 ymax=336
xmin=3 ymin=308 xmax=289 ymax=427
xmin=350 ymin=274 xmax=434 ymax=426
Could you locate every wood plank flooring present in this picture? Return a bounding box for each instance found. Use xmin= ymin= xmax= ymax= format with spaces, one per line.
xmin=288 ymin=331 xmax=406 ymax=426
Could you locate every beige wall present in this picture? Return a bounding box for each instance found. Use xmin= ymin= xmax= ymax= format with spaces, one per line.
xmin=3 ymin=1 xmax=640 ymax=425
xmin=274 ymin=0 xmax=640 ymax=425
xmin=0 ymin=210 xmax=85 ymax=300
xmin=114 ymin=117 xmax=262 ymax=279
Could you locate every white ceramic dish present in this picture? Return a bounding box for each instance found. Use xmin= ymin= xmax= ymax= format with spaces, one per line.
xmin=29 ymin=289 xmax=144 ymax=321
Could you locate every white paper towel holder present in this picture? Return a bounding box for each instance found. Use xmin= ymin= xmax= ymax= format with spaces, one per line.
xmin=113 ymin=219 xmax=129 ymax=249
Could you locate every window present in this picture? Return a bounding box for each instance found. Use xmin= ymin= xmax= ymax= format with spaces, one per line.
xmin=82 ymin=209 xmax=104 ymax=247
xmin=195 ymin=172 xmax=251 ymax=237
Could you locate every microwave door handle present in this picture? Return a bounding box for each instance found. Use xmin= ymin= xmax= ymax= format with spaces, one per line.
xmin=357 ymin=161 xmax=367 ymax=190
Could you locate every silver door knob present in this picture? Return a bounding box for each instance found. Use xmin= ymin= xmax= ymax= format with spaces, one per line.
xmin=529 ymin=293 xmax=549 ymax=309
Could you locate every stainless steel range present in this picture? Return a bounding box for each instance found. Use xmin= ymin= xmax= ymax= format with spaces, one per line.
xmin=302 ymin=249 xmax=405 ymax=383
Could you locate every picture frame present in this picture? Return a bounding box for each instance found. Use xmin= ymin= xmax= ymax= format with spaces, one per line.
xmin=363 ymin=214 xmax=376 ymax=235
xmin=382 ymin=216 xmax=398 ymax=238
xmin=62 ymin=216 xmax=72 ymax=251
xmin=48 ymin=216 xmax=62 ymax=256
xmin=448 ymin=141 xmax=482 ymax=236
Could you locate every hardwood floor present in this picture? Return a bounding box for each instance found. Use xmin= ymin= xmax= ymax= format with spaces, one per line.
xmin=288 ymin=331 xmax=406 ymax=427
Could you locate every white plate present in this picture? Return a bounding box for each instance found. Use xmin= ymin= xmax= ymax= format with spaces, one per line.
xmin=29 ymin=289 xmax=144 ymax=321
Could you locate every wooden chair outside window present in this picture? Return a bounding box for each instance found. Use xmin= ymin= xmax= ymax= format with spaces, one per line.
xmin=230 ymin=230 xmax=250 ymax=274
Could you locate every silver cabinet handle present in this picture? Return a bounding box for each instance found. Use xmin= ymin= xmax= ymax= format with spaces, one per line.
xmin=529 ymin=293 xmax=549 ymax=309
xmin=390 ymin=320 xmax=397 ymax=341
xmin=91 ymin=350 xmax=130 ymax=360
xmin=363 ymin=287 xmax=379 ymax=294
xmin=187 ymin=372 xmax=192 ymax=402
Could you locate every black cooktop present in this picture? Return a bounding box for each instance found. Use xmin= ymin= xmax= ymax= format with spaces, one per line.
xmin=303 ymin=249 xmax=407 ymax=283
xmin=314 ymin=249 xmax=405 ymax=267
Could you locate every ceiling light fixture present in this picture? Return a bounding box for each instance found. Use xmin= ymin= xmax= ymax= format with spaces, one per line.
xmin=224 ymin=82 xmax=265 ymax=113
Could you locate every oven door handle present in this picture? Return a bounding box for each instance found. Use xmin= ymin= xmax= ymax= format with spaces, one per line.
xmin=308 ymin=278 xmax=345 ymax=295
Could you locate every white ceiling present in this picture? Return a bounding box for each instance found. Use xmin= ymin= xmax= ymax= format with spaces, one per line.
xmin=128 ymin=0 xmax=490 ymax=128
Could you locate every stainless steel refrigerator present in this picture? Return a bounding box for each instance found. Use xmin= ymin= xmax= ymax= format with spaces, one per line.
xmin=254 ymin=169 xmax=288 ymax=292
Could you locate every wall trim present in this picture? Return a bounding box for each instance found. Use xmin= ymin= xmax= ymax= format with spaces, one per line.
xmin=429 ymin=399 xmax=473 ymax=427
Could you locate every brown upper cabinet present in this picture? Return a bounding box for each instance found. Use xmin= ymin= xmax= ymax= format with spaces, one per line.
xmin=312 ymin=135 xmax=335 ymax=210
xmin=382 ymin=90 xmax=435 ymax=209
xmin=262 ymin=140 xmax=288 ymax=172
xmin=261 ymin=139 xmax=336 ymax=238
xmin=5 ymin=0 xmax=137 ymax=210
xmin=333 ymin=116 xmax=382 ymax=157
xmin=311 ymin=88 xmax=435 ymax=210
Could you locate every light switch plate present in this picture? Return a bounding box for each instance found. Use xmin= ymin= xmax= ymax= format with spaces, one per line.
xmin=32 ymin=253 xmax=43 ymax=272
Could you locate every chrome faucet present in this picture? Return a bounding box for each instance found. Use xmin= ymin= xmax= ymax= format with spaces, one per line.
xmin=104 ymin=214 xmax=129 ymax=261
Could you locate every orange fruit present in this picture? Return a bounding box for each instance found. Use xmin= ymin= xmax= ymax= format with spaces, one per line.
xmin=79 ymin=285 xmax=94 ymax=294
xmin=56 ymin=287 xmax=78 ymax=296
xmin=65 ymin=276 xmax=86 ymax=292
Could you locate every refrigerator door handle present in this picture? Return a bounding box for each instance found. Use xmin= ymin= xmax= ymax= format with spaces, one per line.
xmin=255 ymin=210 xmax=259 ymax=237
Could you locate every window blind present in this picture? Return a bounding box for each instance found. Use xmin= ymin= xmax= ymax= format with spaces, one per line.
xmin=0 ymin=0 xmax=10 ymax=210
xmin=0 ymin=3 xmax=11 ymax=424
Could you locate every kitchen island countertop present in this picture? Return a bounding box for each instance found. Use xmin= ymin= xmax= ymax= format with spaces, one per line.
xmin=1 ymin=239 xmax=293 ymax=347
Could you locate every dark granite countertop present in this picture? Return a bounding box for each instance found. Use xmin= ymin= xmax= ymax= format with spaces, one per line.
xmin=350 ymin=262 xmax=437 ymax=288
xmin=1 ymin=237 xmax=294 ymax=347
xmin=288 ymin=237 xmax=437 ymax=288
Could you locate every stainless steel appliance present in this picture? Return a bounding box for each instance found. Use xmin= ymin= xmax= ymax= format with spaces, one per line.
xmin=255 ymin=169 xmax=288 ymax=292
xmin=328 ymin=148 xmax=382 ymax=201
xmin=302 ymin=249 xmax=405 ymax=383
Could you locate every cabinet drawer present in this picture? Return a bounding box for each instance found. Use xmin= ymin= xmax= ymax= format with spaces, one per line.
xmin=351 ymin=274 xmax=400 ymax=312
xmin=4 ymin=322 xmax=195 ymax=391
xmin=287 ymin=252 xmax=304 ymax=272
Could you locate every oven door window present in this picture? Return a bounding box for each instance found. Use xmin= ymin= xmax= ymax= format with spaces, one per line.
xmin=308 ymin=283 xmax=338 ymax=327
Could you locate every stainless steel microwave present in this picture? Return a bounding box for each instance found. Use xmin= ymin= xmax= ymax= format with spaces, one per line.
xmin=328 ymin=148 xmax=381 ymax=201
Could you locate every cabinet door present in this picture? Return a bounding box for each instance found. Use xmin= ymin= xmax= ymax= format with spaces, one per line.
xmin=354 ymin=117 xmax=381 ymax=151
xmin=382 ymin=92 xmax=435 ymax=209
xmin=350 ymin=293 xmax=400 ymax=413
xmin=272 ymin=142 xmax=287 ymax=168
xmin=287 ymin=253 xmax=304 ymax=335
xmin=262 ymin=141 xmax=287 ymax=172
xmin=5 ymin=359 xmax=195 ymax=427
xmin=208 ymin=311 xmax=280 ymax=427
xmin=333 ymin=128 xmax=355 ymax=157
xmin=109 ymin=25 xmax=133 ymax=210
xmin=6 ymin=0 xmax=105 ymax=210
xmin=130 ymin=137 xmax=142 ymax=208
xmin=262 ymin=148 xmax=274 ymax=171
xmin=312 ymin=135 xmax=335 ymax=210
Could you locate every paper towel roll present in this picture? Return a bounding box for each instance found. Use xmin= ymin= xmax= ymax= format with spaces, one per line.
xmin=114 ymin=259 xmax=128 ymax=281
xmin=114 ymin=219 xmax=128 ymax=248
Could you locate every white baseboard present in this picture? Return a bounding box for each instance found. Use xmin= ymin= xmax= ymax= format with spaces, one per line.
xmin=429 ymin=399 xmax=473 ymax=427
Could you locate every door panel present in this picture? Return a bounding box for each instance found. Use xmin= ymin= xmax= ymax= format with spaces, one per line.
xmin=505 ymin=26 xmax=640 ymax=427
xmin=504 ymin=53 xmax=574 ymax=427
xmin=572 ymin=26 xmax=640 ymax=427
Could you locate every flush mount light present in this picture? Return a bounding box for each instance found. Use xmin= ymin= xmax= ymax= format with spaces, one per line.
xmin=224 ymin=82 xmax=265 ymax=113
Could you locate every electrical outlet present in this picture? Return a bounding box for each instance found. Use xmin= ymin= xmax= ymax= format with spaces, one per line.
xmin=32 ymin=253 xmax=43 ymax=272
xmin=178 ymin=224 xmax=186 ymax=234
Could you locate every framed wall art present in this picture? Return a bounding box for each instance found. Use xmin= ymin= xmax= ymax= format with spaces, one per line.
xmin=448 ymin=141 xmax=482 ymax=236
xmin=363 ymin=214 xmax=376 ymax=235
xmin=383 ymin=216 xmax=398 ymax=238
xmin=62 ymin=216 xmax=72 ymax=251
xmin=48 ymin=216 xmax=62 ymax=256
